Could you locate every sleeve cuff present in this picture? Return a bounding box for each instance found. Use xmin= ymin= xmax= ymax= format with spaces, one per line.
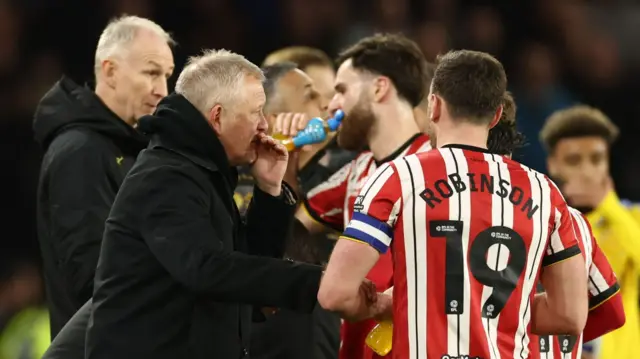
xmin=542 ymin=244 xmax=581 ymax=267
xmin=280 ymin=182 xmax=297 ymax=205
xmin=253 ymin=182 xmax=298 ymax=207
xmin=301 ymin=198 xmax=343 ymax=232
xmin=248 ymin=183 xmax=297 ymax=231
xmin=589 ymin=282 xmax=621 ymax=310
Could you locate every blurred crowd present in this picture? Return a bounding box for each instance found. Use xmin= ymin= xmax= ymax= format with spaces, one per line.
xmin=1 ymin=0 xmax=640 ymax=357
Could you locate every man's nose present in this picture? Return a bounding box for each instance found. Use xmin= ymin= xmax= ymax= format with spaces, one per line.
xmin=258 ymin=114 xmax=268 ymax=132
xmin=154 ymin=79 xmax=169 ymax=98
xmin=319 ymin=97 xmax=329 ymax=115
xmin=328 ymin=95 xmax=341 ymax=114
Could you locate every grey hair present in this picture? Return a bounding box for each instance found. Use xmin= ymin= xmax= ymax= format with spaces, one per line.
xmin=94 ymin=15 xmax=175 ymax=77
xmin=175 ymin=49 xmax=264 ymax=115
xmin=261 ymin=61 xmax=298 ymax=114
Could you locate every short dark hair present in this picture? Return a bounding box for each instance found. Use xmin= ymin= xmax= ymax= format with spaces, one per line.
xmin=432 ymin=50 xmax=507 ymax=124
xmin=487 ymin=92 xmax=525 ymax=156
xmin=262 ymin=46 xmax=333 ymax=71
xmin=261 ymin=61 xmax=298 ymax=113
xmin=540 ymin=105 xmax=619 ymax=153
xmin=336 ymin=33 xmax=427 ymax=107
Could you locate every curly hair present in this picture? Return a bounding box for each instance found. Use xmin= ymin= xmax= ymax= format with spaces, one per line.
xmin=487 ymin=92 xmax=525 ymax=156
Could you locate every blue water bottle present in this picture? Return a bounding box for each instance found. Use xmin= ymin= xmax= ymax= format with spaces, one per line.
xmin=279 ymin=110 xmax=344 ymax=151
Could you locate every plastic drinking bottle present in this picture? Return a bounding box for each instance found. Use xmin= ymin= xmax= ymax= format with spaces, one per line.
xmin=365 ymin=321 xmax=393 ymax=356
xmin=275 ymin=110 xmax=345 ymax=152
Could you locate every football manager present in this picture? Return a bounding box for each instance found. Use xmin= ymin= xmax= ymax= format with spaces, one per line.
xmin=83 ymin=49 xmax=342 ymax=359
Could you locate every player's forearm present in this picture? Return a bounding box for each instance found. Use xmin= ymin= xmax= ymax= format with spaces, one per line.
xmin=531 ymin=293 xmax=586 ymax=335
xmin=531 ymin=293 xmax=566 ymax=334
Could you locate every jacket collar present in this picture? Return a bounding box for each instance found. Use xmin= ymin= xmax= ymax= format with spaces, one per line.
xmin=33 ymin=76 xmax=149 ymax=152
xmin=138 ymin=94 xmax=238 ymax=189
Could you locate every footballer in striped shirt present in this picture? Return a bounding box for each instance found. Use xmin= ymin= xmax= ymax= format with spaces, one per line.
xmin=296 ymin=34 xmax=433 ymax=359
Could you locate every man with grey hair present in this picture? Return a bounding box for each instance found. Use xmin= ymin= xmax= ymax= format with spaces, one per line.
xmin=238 ymin=61 xmax=343 ymax=359
xmin=84 ymin=49 xmax=358 ymax=359
xmin=33 ymin=14 xmax=174 ymax=338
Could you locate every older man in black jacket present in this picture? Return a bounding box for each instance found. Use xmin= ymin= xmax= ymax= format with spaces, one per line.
xmin=83 ymin=49 xmax=346 ymax=359
xmin=33 ymin=15 xmax=174 ymax=338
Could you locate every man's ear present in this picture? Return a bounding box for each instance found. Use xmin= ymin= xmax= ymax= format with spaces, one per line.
xmin=489 ymin=105 xmax=503 ymax=129
xmin=372 ymin=76 xmax=391 ymax=103
xmin=208 ymin=105 xmax=224 ymax=135
xmin=101 ymin=59 xmax=118 ymax=89
xmin=429 ymin=94 xmax=442 ymax=124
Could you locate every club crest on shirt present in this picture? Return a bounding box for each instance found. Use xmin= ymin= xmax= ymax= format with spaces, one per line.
xmin=354 ymin=195 xmax=364 ymax=212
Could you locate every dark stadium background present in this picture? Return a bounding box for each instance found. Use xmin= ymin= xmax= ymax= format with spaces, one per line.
xmin=1 ymin=0 xmax=639 ymax=348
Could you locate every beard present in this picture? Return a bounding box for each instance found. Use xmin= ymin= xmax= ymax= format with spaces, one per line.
xmin=337 ymin=93 xmax=376 ymax=151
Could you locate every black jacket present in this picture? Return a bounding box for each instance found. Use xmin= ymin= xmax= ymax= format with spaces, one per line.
xmin=41 ymin=300 xmax=91 ymax=359
xmin=33 ymin=76 xmax=148 ymax=338
xmin=85 ymin=94 xmax=324 ymax=359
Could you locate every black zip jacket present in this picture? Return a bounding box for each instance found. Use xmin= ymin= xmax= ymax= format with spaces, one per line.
xmin=85 ymin=94 xmax=323 ymax=359
xmin=33 ymin=76 xmax=148 ymax=338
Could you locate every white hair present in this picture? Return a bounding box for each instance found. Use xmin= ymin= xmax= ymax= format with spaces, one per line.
xmin=94 ymin=15 xmax=175 ymax=76
xmin=175 ymin=49 xmax=264 ymax=115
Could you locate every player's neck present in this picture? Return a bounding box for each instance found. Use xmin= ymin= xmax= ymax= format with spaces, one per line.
xmin=436 ymin=122 xmax=489 ymax=150
xmin=369 ymin=104 xmax=421 ymax=161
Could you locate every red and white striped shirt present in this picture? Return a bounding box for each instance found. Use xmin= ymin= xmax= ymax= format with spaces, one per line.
xmin=341 ymin=144 xmax=581 ymax=359
xmin=303 ymin=133 xmax=431 ymax=359
xmin=530 ymin=207 xmax=620 ymax=359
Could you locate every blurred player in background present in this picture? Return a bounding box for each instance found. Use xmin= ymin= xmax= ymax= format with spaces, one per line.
xmin=540 ymin=106 xmax=640 ymax=359
xmin=295 ymin=33 xmax=431 ymax=359
xmin=263 ymin=46 xmax=335 ymax=105
xmin=319 ymin=50 xmax=588 ymax=359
